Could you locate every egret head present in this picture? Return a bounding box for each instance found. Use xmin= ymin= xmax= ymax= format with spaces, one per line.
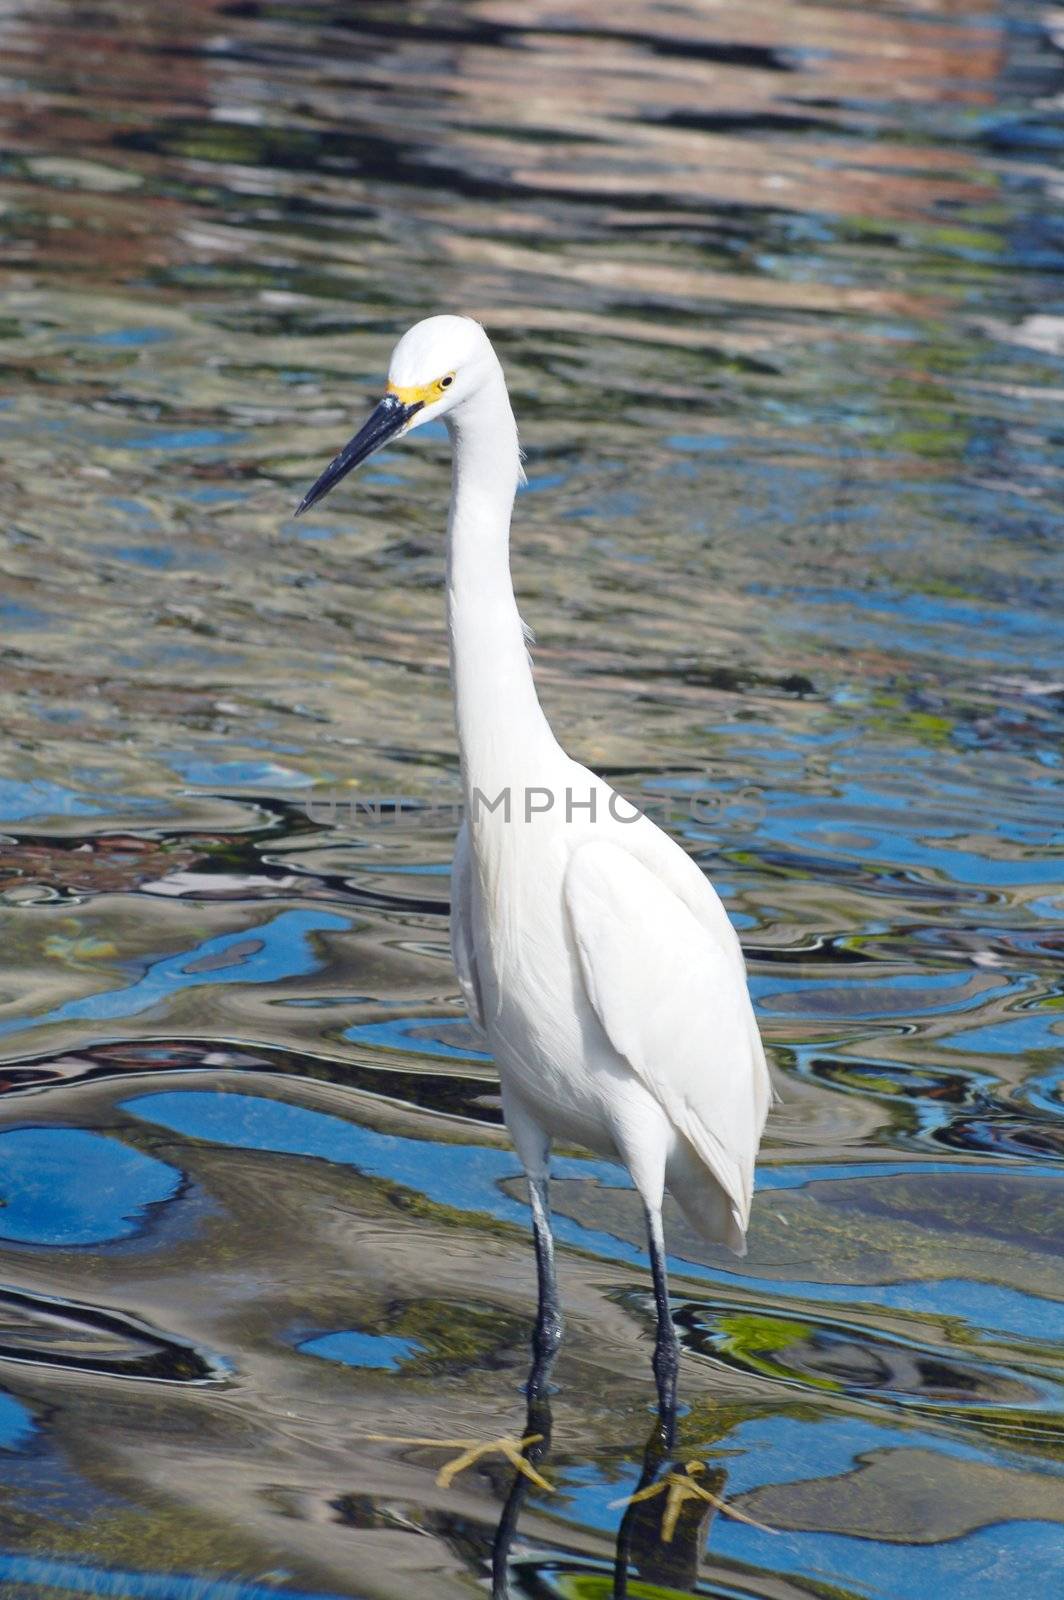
xmin=293 ymin=315 xmax=494 ymax=517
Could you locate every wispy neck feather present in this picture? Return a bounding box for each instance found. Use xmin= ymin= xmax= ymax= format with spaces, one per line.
xmin=445 ymin=371 xmax=558 ymax=800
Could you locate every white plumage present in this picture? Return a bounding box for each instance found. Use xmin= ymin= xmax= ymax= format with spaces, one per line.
xmin=296 ymin=314 xmax=772 ymax=1428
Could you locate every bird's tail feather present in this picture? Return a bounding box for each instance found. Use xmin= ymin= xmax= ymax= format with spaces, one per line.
xmin=668 ymin=1138 xmax=748 ymax=1256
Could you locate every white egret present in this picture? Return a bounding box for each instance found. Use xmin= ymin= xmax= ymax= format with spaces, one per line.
xmin=295 ymin=316 xmax=772 ymax=1433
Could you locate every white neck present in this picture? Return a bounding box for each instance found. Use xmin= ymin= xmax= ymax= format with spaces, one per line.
xmin=445 ymin=370 xmax=558 ymax=802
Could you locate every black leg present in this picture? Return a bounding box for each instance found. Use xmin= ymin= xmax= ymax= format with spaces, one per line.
xmin=646 ymin=1205 xmax=679 ymax=1446
xmin=527 ymin=1175 xmax=563 ymax=1397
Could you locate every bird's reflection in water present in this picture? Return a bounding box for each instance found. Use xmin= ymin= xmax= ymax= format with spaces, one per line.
xmin=489 ymin=1351 xmax=725 ymax=1599
xmin=612 ymin=1433 xmax=725 ymax=1598
xmin=489 ymin=1388 xmax=555 ymax=1600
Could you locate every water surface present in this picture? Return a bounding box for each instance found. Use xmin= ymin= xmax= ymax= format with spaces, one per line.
xmin=0 ymin=2 xmax=1062 ymax=1596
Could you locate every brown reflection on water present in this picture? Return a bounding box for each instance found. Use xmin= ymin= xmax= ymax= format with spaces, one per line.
xmin=0 ymin=0 xmax=1006 ymax=298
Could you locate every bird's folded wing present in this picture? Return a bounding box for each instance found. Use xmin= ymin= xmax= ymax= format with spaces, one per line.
xmin=564 ymin=838 xmax=767 ymax=1230
xmin=450 ymin=820 xmax=486 ymax=1036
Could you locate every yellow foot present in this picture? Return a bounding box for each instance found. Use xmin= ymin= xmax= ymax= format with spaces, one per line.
xmin=364 ymin=1432 xmax=553 ymax=1493
xmin=610 ymin=1460 xmax=776 ymax=1542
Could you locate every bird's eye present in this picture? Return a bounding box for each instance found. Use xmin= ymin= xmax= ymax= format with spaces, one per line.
xmin=439 ymin=374 xmax=454 ymax=389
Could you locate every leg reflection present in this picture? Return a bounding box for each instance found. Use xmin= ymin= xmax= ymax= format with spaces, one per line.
xmin=489 ymin=1393 xmax=727 ymax=1600
xmin=488 ymin=1354 xmax=752 ymax=1598
xmin=612 ymin=1422 xmax=725 ymax=1598
xmin=490 ymin=1383 xmax=554 ymax=1600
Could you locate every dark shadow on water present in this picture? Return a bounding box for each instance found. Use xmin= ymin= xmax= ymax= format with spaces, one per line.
xmin=0 ymin=1284 xmax=226 ymax=1384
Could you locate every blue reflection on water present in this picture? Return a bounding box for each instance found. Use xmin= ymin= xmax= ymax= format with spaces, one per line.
xmin=750 ymin=967 xmax=1016 ymax=1020
xmin=343 ymin=1016 xmax=492 ymax=1061
xmin=121 ymin=1089 xmax=1063 ymax=1345
xmin=562 ymin=1410 xmax=1063 ymax=1547
xmin=1019 ymin=1066 xmax=1064 ymax=1117
xmin=0 ymin=1554 xmax=352 ymax=1600
xmin=739 ymin=793 xmax=1057 ymax=888
xmin=165 ymin=753 xmax=314 ymax=788
xmin=747 ymin=582 xmax=1060 ymax=671
xmin=939 ymin=1008 xmax=1063 ymax=1056
xmin=762 ymin=582 xmax=1054 ymax=642
xmin=124 ymin=428 xmax=243 ymax=451
xmin=121 ymin=1088 xmax=526 ymax=1220
xmin=84 ymin=327 xmax=172 ymax=348
xmin=103 ymin=496 xmax=160 ymax=528
xmin=177 ymin=487 xmax=248 ymax=505
xmin=556 ymin=1408 xmax=1064 ymax=1598
xmin=299 ymin=1330 xmax=423 ymax=1371
xmin=0 ymin=778 xmax=155 ymax=822
xmin=0 ymin=1127 xmax=182 ymax=1245
xmin=101 ymin=545 xmax=177 ymax=570
xmin=0 ymin=599 xmax=51 ymax=629
xmin=0 ymin=1391 xmax=35 ymax=1451
xmin=722 ymin=1412 xmax=1060 ymax=1493
xmin=719 ymin=1513 xmax=1064 ymax=1600
xmin=291 ymin=522 xmax=335 ymax=541
xmin=701 ymin=1268 xmax=1064 ymax=1348
xmin=0 ymin=909 xmax=350 ymax=1039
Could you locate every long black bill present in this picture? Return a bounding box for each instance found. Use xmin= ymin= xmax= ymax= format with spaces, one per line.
xmin=293 ymin=394 xmax=422 ymax=517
